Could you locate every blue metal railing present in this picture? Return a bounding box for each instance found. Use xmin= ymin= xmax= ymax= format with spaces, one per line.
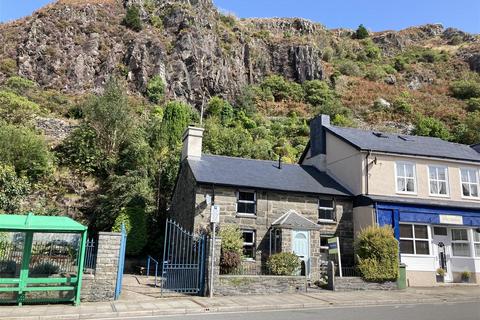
xmin=84 ymin=238 xmax=97 ymax=271
xmin=146 ymin=255 xmax=159 ymax=287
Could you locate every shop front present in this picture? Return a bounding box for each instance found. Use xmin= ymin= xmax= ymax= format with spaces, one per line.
xmin=375 ymin=202 xmax=480 ymax=287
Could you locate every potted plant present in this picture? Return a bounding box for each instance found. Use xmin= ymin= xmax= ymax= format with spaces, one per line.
xmin=461 ymin=271 xmax=471 ymax=283
xmin=436 ymin=268 xmax=445 ymax=283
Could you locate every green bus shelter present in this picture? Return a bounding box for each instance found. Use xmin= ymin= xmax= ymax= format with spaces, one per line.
xmin=0 ymin=213 xmax=87 ymax=306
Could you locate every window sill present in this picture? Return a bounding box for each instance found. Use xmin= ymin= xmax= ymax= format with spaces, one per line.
xmin=400 ymin=254 xmax=434 ymax=258
xmin=236 ymin=213 xmax=257 ymax=219
xmin=428 ymin=194 xmax=450 ymax=198
xmin=318 ymin=219 xmax=336 ymax=225
xmin=396 ymin=191 xmax=417 ymax=196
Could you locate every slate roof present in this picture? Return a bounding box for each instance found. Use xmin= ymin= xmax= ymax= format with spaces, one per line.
xmin=271 ymin=210 xmax=320 ymax=230
xmin=187 ymin=154 xmax=351 ymax=196
xmin=326 ymin=126 xmax=480 ymax=163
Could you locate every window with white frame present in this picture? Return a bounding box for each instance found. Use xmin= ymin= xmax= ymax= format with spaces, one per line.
xmin=474 ymin=230 xmax=480 ymax=257
xmin=396 ymin=162 xmax=416 ymax=193
xmin=318 ymin=198 xmax=335 ymax=221
xmin=236 ymin=191 xmax=256 ymax=215
xmin=428 ymin=166 xmax=449 ymax=196
xmin=241 ymin=229 xmax=256 ymax=260
xmin=451 ymin=229 xmax=470 ymax=257
xmin=460 ymin=168 xmax=479 ymax=198
xmin=399 ymin=224 xmax=430 ymax=255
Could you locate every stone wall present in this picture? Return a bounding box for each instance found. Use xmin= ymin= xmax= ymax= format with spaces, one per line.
xmin=186 ymin=184 xmax=354 ymax=281
xmin=81 ymin=232 xmax=122 ymax=302
xmin=333 ymin=277 xmax=398 ymax=291
xmin=215 ymin=275 xmax=307 ymax=296
xmin=170 ymin=161 xmax=197 ymax=231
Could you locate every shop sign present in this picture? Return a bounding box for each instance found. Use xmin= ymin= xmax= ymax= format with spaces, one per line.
xmin=439 ymin=214 xmax=463 ymax=225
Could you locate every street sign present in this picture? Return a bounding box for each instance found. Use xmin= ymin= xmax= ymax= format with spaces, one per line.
xmin=210 ymin=205 xmax=220 ymax=223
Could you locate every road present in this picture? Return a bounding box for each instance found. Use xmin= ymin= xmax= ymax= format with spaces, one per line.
xmin=116 ymin=301 xmax=480 ymax=320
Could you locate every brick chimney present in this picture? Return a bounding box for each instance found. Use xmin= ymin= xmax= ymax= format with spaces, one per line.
xmin=181 ymin=126 xmax=204 ymax=161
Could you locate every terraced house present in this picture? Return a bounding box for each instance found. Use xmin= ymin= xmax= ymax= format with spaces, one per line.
xmin=300 ymin=115 xmax=480 ymax=286
xmin=171 ymin=126 xmax=354 ymax=280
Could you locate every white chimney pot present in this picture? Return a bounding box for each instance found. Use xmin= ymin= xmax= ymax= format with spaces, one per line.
xmin=181 ymin=126 xmax=204 ymax=160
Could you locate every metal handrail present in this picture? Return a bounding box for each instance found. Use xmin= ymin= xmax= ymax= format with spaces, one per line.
xmin=146 ymin=255 xmax=159 ymax=287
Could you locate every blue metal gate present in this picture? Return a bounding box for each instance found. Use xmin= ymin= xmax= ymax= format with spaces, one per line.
xmin=114 ymin=224 xmax=127 ymax=300
xmin=161 ymin=219 xmax=206 ymax=295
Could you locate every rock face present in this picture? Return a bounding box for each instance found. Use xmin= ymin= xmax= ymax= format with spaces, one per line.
xmin=0 ymin=0 xmax=479 ymax=108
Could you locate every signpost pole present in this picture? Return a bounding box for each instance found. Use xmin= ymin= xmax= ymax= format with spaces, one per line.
xmin=336 ymin=237 xmax=342 ymax=278
xmin=209 ymin=204 xmax=220 ymax=298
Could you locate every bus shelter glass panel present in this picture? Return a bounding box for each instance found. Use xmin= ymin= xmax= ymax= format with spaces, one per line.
xmin=0 ymin=232 xmax=25 ymax=303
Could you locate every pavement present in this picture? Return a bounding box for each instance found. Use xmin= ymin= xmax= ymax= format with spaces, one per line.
xmin=0 ymin=276 xmax=479 ymax=320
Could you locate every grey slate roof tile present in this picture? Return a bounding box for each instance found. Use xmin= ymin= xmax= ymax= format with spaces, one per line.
xmin=326 ymin=126 xmax=480 ymax=162
xmin=271 ymin=210 xmax=320 ymax=230
xmin=187 ymin=154 xmax=351 ymax=196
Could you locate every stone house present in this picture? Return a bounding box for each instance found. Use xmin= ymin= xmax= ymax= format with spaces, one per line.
xmin=170 ymin=127 xmax=354 ymax=280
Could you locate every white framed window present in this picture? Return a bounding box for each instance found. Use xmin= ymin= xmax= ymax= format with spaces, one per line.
xmin=236 ymin=190 xmax=256 ymax=215
xmin=428 ymin=166 xmax=449 ymax=196
xmin=451 ymin=228 xmax=470 ymax=257
xmin=318 ymin=198 xmax=335 ymax=222
xmin=473 ymin=230 xmax=480 ymax=257
xmin=399 ymin=224 xmax=430 ymax=255
xmin=241 ymin=229 xmax=256 ymax=260
xmin=460 ymin=168 xmax=479 ymax=198
xmin=395 ymin=162 xmax=417 ymax=194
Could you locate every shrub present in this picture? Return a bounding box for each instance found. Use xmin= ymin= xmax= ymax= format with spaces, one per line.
xmin=124 ymin=6 xmax=142 ymax=31
xmin=220 ymin=251 xmax=242 ymax=273
xmin=260 ymin=75 xmax=304 ymax=102
xmin=393 ymin=57 xmax=408 ymax=72
xmin=450 ymin=80 xmax=480 ymax=100
xmin=207 ymin=96 xmax=235 ymax=124
xmin=337 ymin=60 xmax=362 ymax=76
xmin=354 ymin=24 xmax=369 ymax=39
xmin=267 ymin=252 xmax=300 ymax=275
xmin=112 ymin=205 xmax=148 ymax=256
xmin=5 ymin=76 xmax=36 ymax=94
xmin=466 ymin=98 xmax=480 ymax=112
xmin=0 ymin=90 xmax=40 ymax=125
xmin=0 ymin=58 xmax=17 ymax=77
xmin=393 ymin=98 xmax=413 ymax=114
xmin=364 ymin=66 xmax=387 ymax=81
xmin=219 ymin=225 xmax=243 ymax=255
xmin=0 ymin=124 xmax=53 ymax=181
xmin=0 ymin=164 xmax=30 ymax=214
xmin=358 ymin=39 xmax=381 ymax=61
xmin=356 ymin=226 xmax=399 ymax=282
xmin=0 ymin=260 xmax=16 ymax=276
xmin=146 ymin=75 xmax=165 ymax=104
xmin=413 ymin=116 xmax=451 ymax=140
xmin=331 ymin=114 xmax=354 ymax=127
xmin=303 ymin=80 xmax=333 ymax=106
xmin=30 ymin=262 xmax=60 ymax=277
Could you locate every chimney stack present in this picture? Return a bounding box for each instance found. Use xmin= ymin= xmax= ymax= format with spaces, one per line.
xmin=472 ymin=143 xmax=480 ymax=154
xmin=181 ymin=126 xmax=204 ymax=161
xmin=309 ymin=114 xmax=330 ymax=157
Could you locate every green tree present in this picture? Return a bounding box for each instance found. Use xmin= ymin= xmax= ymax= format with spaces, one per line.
xmin=112 ymin=203 xmax=148 ymax=256
xmin=413 ymin=116 xmax=451 ymax=140
xmin=0 ymin=124 xmax=52 ymax=181
xmin=146 ymin=75 xmax=165 ymax=104
xmin=0 ymin=90 xmax=40 ymax=125
xmin=206 ymin=96 xmax=234 ymax=124
xmin=124 ymin=6 xmax=142 ymax=31
xmin=452 ymin=111 xmax=480 ymax=145
xmin=355 ymin=24 xmax=369 ymax=39
xmin=0 ymin=164 xmax=30 ymax=214
xmin=157 ymin=101 xmax=194 ymax=149
xmin=303 ymin=80 xmax=333 ymax=106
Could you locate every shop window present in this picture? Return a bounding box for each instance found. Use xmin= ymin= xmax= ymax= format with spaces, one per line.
xmin=395 ymin=162 xmax=416 ymax=194
xmin=399 ymin=224 xmax=430 ymax=255
xmin=237 ymin=191 xmax=256 ymax=215
xmin=241 ymin=229 xmax=256 ymax=260
xmin=428 ymin=166 xmax=449 ymax=196
xmin=433 ymin=227 xmax=447 ymax=236
xmin=474 ymin=230 xmax=480 ymax=257
xmin=451 ymin=229 xmax=470 ymax=257
xmin=318 ymin=198 xmax=335 ymax=221
xmin=460 ymin=168 xmax=479 ymax=198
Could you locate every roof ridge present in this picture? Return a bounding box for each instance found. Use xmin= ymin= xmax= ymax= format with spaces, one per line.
xmin=201 ymin=153 xmax=314 ymax=167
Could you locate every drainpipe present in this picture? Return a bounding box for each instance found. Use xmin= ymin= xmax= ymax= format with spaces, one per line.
xmin=365 ymin=151 xmax=371 ymax=195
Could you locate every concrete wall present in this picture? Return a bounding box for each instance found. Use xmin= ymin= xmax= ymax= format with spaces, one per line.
xmin=367 ymin=153 xmax=480 ymax=204
xmin=187 ymin=184 xmax=354 ymax=280
xmin=81 ymin=232 xmax=122 ymax=302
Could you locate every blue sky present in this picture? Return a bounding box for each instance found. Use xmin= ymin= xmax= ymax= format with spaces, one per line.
xmin=1 ymin=0 xmax=479 ymax=33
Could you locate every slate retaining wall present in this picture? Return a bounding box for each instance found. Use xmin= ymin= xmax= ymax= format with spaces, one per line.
xmin=215 ymin=275 xmax=307 ymax=296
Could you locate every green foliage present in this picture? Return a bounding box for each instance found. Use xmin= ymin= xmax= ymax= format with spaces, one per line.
xmin=0 ymin=90 xmax=40 ymax=125
xmin=450 ymin=80 xmax=480 ymax=100
xmin=219 ymin=225 xmax=243 ymax=255
xmin=124 ymin=6 xmax=142 ymax=31
xmin=267 ymin=252 xmax=300 ymax=276
xmin=393 ymin=48 xmax=449 ymax=72
xmin=331 ymin=114 xmax=354 ymax=127
xmin=158 ymin=101 xmax=194 ymax=149
xmin=260 ymin=75 xmax=304 ymax=102
xmin=5 ymin=76 xmax=36 ymax=94
xmin=393 ymin=57 xmax=408 ymax=72
xmin=358 ymin=39 xmax=381 ymax=61
xmin=207 ymin=96 xmax=235 ymax=124
xmin=356 ymin=226 xmax=399 ymax=282
xmin=303 ymin=80 xmax=333 ymax=106
xmin=413 ymin=116 xmax=451 ymax=140
xmin=0 ymin=260 xmax=16 ymax=276
xmin=0 ymin=164 xmax=30 ymax=214
xmin=392 ymin=97 xmax=413 ymax=114
xmin=364 ymin=66 xmax=387 ymax=81
xmin=466 ymin=98 xmax=480 ymax=112
xmin=220 ymin=251 xmax=242 ymax=273
xmin=57 ymin=125 xmax=103 ymax=174
xmin=354 ymin=24 xmax=369 ymax=39
xmin=30 ymin=262 xmax=60 ymax=276
xmin=0 ymin=58 xmax=17 ymax=77
xmin=146 ymin=75 xmax=165 ymax=104
xmin=112 ymin=204 xmax=148 ymax=256
xmin=337 ymin=60 xmax=362 ymax=76
xmin=0 ymin=124 xmax=53 ymax=181
xmin=219 ymin=14 xmax=236 ymax=28
xmin=452 ymin=111 xmax=480 ymax=145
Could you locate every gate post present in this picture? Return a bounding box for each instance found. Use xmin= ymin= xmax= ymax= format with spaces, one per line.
xmin=114 ymin=224 xmax=127 ymax=300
